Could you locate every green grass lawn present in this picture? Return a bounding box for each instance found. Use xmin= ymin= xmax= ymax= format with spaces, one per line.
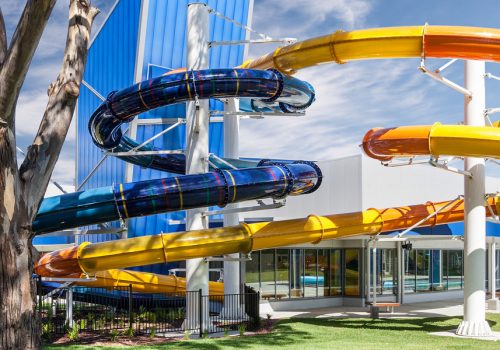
xmin=43 ymin=314 xmax=500 ymax=350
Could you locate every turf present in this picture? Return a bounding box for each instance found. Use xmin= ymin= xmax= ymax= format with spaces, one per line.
xmin=43 ymin=314 xmax=500 ymax=349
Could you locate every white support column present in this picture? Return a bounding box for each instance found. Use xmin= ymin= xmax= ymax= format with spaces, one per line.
xmin=221 ymin=98 xmax=245 ymax=318
xmin=397 ymin=242 xmax=403 ymax=304
xmin=488 ymin=241 xmax=500 ymax=309
xmin=184 ymin=2 xmax=210 ymax=332
xmin=456 ymin=60 xmax=492 ymax=336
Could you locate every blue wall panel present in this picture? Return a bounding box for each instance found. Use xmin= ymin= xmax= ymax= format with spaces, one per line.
xmin=76 ymin=0 xmax=141 ymax=243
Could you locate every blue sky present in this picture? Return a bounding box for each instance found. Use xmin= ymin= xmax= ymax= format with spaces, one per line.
xmin=3 ymin=0 xmax=500 ymax=187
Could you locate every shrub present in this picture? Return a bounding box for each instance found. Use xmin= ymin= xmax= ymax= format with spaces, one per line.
xmin=109 ymin=329 xmax=119 ymax=341
xmin=150 ymin=326 xmax=156 ymax=338
xmin=67 ymin=324 xmax=79 ymax=341
xmin=238 ymin=323 xmax=246 ymax=336
xmin=123 ymin=326 xmax=134 ymax=337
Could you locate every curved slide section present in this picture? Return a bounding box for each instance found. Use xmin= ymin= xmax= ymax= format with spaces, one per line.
xmin=90 ymin=68 xmax=315 ymax=173
xmin=36 ymin=196 xmax=500 ymax=277
xmin=34 ymin=161 xmax=321 ymax=233
xmin=362 ymin=123 xmax=500 ymax=161
xmin=240 ymin=26 xmax=500 ymax=73
xmin=33 ymin=69 xmax=320 ymax=234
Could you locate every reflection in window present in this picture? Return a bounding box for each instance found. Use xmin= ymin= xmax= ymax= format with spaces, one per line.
xmin=276 ymin=249 xmax=290 ymax=299
xmin=329 ymin=250 xmax=342 ymax=296
xmin=447 ymin=250 xmax=463 ymax=290
xmin=245 ymin=251 xmax=260 ymax=292
xmin=345 ymin=249 xmax=360 ymax=296
xmin=377 ymin=249 xmax=397 ymax=295
xmin=260 ymin=250 xmax=275 ymax=299
xmin=304 ymin=249 xmax=317 ymax=297
xmin=290 ymin=249 xmax=304 ymax=298
xmin=416 ymin=250 xmax=431 ymax=292
xmin=317 ymin=249 xmax=328 ymax=297
xmin=404 ymin=250 xmax=416 ymax=293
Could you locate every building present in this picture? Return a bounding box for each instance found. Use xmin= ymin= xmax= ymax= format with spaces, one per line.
xmin=240 ymin=154 xmax=500 ymax=310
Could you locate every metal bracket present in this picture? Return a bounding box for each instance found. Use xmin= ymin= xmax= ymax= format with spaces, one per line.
xmin=397 ymin=195 xmax=464 ymax=238
xmin=419 ymin=58 xmax=472 ymax=97
xmin=42 ymin=276 xmax=97 ymax=283
xmin=202 ymin=198 xmax=286 ymax=217
xmin=382 ymin=156 xmax=472 ymax=178
xmin=429 ymin=158 xmax=472 ymax=178
xmin=211 ymin=110 xmax=305 ymax=119
xmin=209 ymin=38 xmax=296 ymax=48
xmin=203 ymin=254 xmax=252 ymax=262
xmin=108 ymin=149 xmax=185 ymax=156
xmin=37 ymin=227 xmax=126 ymax=237
xmin=486 ymin=193 xmax=500 ymax=223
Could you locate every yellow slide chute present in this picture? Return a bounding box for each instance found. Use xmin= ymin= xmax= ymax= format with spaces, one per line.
xmin=36 ymin=196 xmax=500 ymax=278
xmin=362 ymin=123 xmax=500 ymax=161
xmin=241 ymin=26 xmax=500 ymax=72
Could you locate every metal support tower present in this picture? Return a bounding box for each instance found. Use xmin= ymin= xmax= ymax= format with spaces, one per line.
xmin=184 ymin=2 xmax=210 ymax=331
xmin=456 ymin=60 xmax=492 ymax=336
xmin=221 ymin=98 xmax=244 ymax=318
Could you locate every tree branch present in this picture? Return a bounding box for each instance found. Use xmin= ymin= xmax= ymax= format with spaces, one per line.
xmin=0 ymin=7 xmax=7 ymax=67
xmin=19 ymin=0 xmax=99 ymax=224
xmin=0 ymin=0 xmax=56 ymax=127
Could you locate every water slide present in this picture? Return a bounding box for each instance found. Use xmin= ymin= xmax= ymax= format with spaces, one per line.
xmin=34 ymin=69 xmax=320 ymax=234
xmin=36 ymin=25 xmax=500 ymax=291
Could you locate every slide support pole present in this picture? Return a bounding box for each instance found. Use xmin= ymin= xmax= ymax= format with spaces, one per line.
xmin=456 ymin=60 xmax=492 ymax=336
xmin=184 ymin=2 xmax=210 ymax=332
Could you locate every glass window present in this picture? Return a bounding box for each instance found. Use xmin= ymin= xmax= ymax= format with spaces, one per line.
xmin=447 ymin=250 xmax=463 ymax=290
xmin=329 ymin=249 xmax=342 ymax=296
xmin=378 ymin=249 xmax=397 ymax=295
xmin=496 ymin=250 xmax=500 ymax=292
xmin=430 ymin=250 xmax=444 ymax=291
xmin=290 ymin=249 xmax=304 ymax=298
xmin=245 ymin=251 xmax=260 ymax=292
xmin=416 ymin=250 xmax=431 ymax=292
xmin=276 ymin=249 xmax=290 ymax=299
xmin=304 ymin=249 xmax=318 ymax=297
xmin=260 ymin=250 xmax=276 ymax=299
xmin=345 ymin=249 xmax=360 ymax=296
xmin=404 ymin=250 xmax=416 ymax=293
xmin=317 ymin=249 xmax=328 ymax=297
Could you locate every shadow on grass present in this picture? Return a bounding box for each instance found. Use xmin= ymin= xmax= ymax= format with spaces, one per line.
xmin=284 ymin=316 xmax=497 ymax=333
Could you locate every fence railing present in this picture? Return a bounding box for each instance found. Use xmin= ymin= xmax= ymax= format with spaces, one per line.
xmin=37 ymin=281 xmax=260 ymax=338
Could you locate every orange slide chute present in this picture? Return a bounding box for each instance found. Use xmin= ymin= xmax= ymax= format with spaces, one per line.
xmin=362 ymin=123 xmax=500 ymax=161
xmin=63 ymin=269 xmax=223 ymax=295
xmin=240 ymin=26 xmax=500 ymax=73
xmin=36 ymin=196 xmax=500 ymax=278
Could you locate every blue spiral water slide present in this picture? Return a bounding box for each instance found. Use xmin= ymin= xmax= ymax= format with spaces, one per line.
xmin=33 ymin=69 xmax=321 ymax=234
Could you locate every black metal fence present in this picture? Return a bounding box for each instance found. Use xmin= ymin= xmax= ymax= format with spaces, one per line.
xmin=37 ymin=282 xmax=260 ymax=338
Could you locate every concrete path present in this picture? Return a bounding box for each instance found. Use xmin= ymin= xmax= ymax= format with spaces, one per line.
xmin=268 ymin=299 xmax=500 ymax=320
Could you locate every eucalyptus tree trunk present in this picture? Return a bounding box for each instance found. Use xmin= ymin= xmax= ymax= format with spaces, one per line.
xmin=0 ymin=1 xmax=98 ymax=349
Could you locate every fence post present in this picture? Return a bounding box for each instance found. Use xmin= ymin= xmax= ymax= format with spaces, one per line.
xmin=37 ymin=276 xmax=42 ymax=318
xmin=198 ymin=289 xmax=203 ymax=337
xmin=128 ymin=284 xmax=133 ymax=329
xmin=66 ymin=287 xmax=73 ymax=328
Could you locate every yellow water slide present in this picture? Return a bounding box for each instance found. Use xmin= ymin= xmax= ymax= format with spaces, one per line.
xmin=362 ymin=123 xmax=500 ymax=161
xmin=36 ymin=196 xmax=500 ymax=277
xmin=240 ymin=25 xmax=500 ymax=71
xmin=38 ymin=25 xmax=500 ymax=290
xmin=64 ymin=269 xmax=223 ymax=294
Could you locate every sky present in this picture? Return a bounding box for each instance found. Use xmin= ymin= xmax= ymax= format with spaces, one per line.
xmin=2 ymin=0 xmax=500 ymax=189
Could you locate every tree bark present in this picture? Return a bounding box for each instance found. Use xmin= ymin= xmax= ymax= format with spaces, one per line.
xmin=0 ymin=8 xmax=7 ymax=66
xmin=0 ymin=1 xmax=98 ymax=349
